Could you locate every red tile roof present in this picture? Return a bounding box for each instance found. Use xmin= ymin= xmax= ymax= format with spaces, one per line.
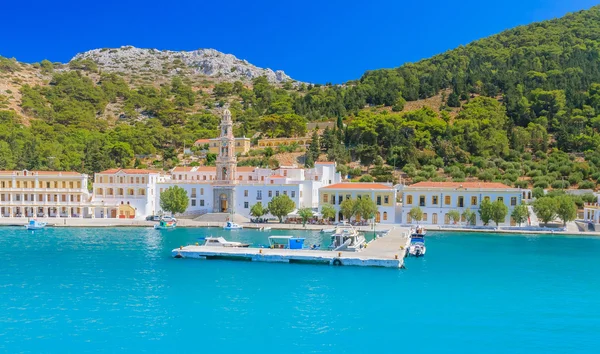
xmin=172 ymin=167 xmax=195 ymax=172
xmin=99 ymin=169 xmax=160 ymax=175
xmin=408 ymin=181 xmax=514 ymax=189
xmin=322 ymin=183 xmax=392 ymax=190
xmin=194 ymin=139 xmax=210 ymax=144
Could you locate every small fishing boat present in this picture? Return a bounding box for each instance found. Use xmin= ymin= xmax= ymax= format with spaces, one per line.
xmin=203 ymin=236 xmax=250 ymax=247
xmin=260 ymin=226 xmax=272 ymax=231
xmin=223 ymin=221 xmax=243 ymax=230
xmin=268 ymin=235 xmax=305 ymax=249
xmin=320 ymin=228 xmax=335 ymax=233
xmin=408 ymin=237 xmax=426 ymax=257
xmin=154 ymin=219 xmax=176 ymax=230
xmin=328 ymin=222 xmax=366 ymax=252
xmin=25 ymin=219 xmax=47 ymax=230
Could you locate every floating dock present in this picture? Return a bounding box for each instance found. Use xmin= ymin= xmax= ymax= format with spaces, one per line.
xmin=171 ymin=227 xmax=411 ymax=268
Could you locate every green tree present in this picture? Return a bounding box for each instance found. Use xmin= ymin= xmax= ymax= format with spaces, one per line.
xmin=556 ymin=195 xmax=577 ymax=226
xmin=478 ymin=198 xmax=493 ymax=226
xmin=447 ymin=91 xmax=461 ymax=107
xmin=511 ymin=204 xmax=529 ymax=226
xmin=109 ymin=142 xmax=134 ymax=168
xmin=408 ymin=206 xmax=423 ymax=223
xmin=268 ymin=194 xmax=296 ymax=223
xmin=462 ymin=209 xmax=476 ymax=225
xmin=490 ymin=200 xmax=509 ymax=226
xmin=447 ymin=209 xmax=461 ymax=224
xmin=298 ymin=207 xmax=314 ymax=227
xmin=320 ymin=203 xmax=336 ymax=221
xmin=356 ymin=197 xmax=378 ymax=222
xmin=340 ymin=198 xmax=357 ymax=221
xmin=159 ymin=186 xmax=189 ymax=215
xmin=533 ymin=197 xmax=559 ymax=226
xmin=250 ymin=202 xmax=268 ymax=218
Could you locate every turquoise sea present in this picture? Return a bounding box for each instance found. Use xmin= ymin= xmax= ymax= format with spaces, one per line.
xmin=1 ymin=227 xmax=600 ymax=353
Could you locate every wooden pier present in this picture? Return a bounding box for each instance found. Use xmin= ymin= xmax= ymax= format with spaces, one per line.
xmin=172 ymin=227 xmax=411 ymax=268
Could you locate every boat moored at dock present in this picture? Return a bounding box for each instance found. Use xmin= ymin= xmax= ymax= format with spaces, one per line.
xmin=154 ymin=219 xmax=176 ymax=229
xmin=25 ymin=220 xmax=47 ymax=230
xmin=268 ymin=235 xmax=305 ymax=249
xmin=223 ymin=221 xmax=243 ymax=230
xmin=328 ymin=223 xmax=366 ymax=252
xmin=203 ymin=236 xmax=250 ymax=248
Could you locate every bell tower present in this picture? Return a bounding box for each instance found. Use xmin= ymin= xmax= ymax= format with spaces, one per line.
xmin=215 ymin=108 xmax=237 ymax=183
xmin=213 ymin=108 xmax=237 ymax=213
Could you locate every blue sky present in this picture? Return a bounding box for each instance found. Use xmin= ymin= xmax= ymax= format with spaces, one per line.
xmin=1 ymin=0 xmax=598 ymax=83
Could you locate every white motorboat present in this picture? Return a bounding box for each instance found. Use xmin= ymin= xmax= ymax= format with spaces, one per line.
xmin=203 ymin=236 xmax=249 ymax=248
xmin=260 ymin=226 xmax=272 ymax=231
xmin=410 ymin=225 xmax=426 ymax=237
xmin=328 ymin=222 xmax=366 ymax=252
xmin=408 ymin=241 xmax=426 ymax=257
xmin=223 ymin=221 xmax=243 ymax=230
xmin=320 ymin=228 xmax=335 ymax=233
xmin=25 ymin=220 xmax=47 ymax=230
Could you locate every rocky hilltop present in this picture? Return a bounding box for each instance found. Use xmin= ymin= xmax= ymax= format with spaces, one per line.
xmin=72 ymin=46 xmax=293 ymax=83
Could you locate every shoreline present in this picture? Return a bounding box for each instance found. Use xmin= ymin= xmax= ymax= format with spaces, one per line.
xmin=3 ymin=217 xmax=599 ymax=236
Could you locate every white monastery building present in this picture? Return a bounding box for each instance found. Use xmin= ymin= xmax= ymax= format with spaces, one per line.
xmin=89 ymin=109 xmax=341 ymax=220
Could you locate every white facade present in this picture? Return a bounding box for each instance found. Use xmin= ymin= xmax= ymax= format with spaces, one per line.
xmin=91 ymin=169 xmax=161 ymax=219
xmin=401 ymin=182 xmax=530 ymax=226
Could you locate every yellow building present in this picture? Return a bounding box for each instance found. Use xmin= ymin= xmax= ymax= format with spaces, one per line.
xmin=0 ymin=170 xmax=91 ymax=218
xmin=195 ymin=137 xmax=251 ymax=155
xmin=318 ymin=182 xmax=397 ymax=224
xmin=256 ymin=137 xmax=310 ymax=148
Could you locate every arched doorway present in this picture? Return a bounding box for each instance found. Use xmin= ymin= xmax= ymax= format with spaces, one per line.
xmin=220 ymin=193 xmax=228 ymax=212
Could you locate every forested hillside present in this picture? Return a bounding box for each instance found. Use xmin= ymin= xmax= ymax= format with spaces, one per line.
xmin=2 ymin=6 xmax=600 ymax=193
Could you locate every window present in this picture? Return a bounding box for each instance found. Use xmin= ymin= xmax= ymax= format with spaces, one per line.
xmin=384 ymin=196 xmax=389 ymax=204
xmin=200 ymin=200 xmax=205 ymax=207
xmin=191 ymin=200 xmax=197 ymax=207
xmin=283 ymin=191 xmax=287 ymax=196
xmin=332 ymin=194 xmax=336 ymax=205
xmin=268 ymin=191 xmax=272 ymax=198
xmin=291 ymin=191 xmax=296 ymax=198
xmin=419 ymin=195 xmax=425 ymax=207
xmin=432 ymin=196 xmax=438 ymax=205
xmin=203 ymin=175 xmax=207 ymax=181
xmin=338 ymin=195 xmax=343 ymax=204
xmin=257 ymin=190 xmax=262 ymax=200
xmin=276 ymin=191 xmax=280 ymax=197
xmin=323 ymin=194 xmax=328 ymax=203
xmin=432 ymin=213 xmax=438 ymax=224
xmin=377 ymin=196 xmax=382 ymax=206
xmin=406 ymin=195 xmax=413 ymax=204
xmin=471 ymin=196 xmax=477 ymax=206
xmin=141 ymin=177 xmax=145 ymax=184
xmin=244 ymin=202 xmax=249 ymax=208
xmin=458 ymin=196 xmax=464 ymax=208
xmin=191 ymin=188 xmax=197 ymax=198
xmin=484 ymin=196 xmax=490 ymax=201
xmin=511 ymin=197 xmax=517 ymax=206
xmin=423 ymin=213 xmax=428 ymax=221
xmin=376 ymin=212 xmax=381 ymax=223
xmin=346 ymin=194 xmax=351 ymax=200
xmin=244 ymin=190 xmax=248 ymax=197
xmin=136 ymin=177 xmax=139 ymax=184
xmin=497 ymin=197 xmax=504 ymax=202
xmin=383 ymin=212 xmax=388 ymax=221
xmin=139 ymin=189 xmax=146 ymax=196
xmin=444 ymin=196 xmax=451 ymax=205
xmin=444 ymin=214 xmax=450 ymax=224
